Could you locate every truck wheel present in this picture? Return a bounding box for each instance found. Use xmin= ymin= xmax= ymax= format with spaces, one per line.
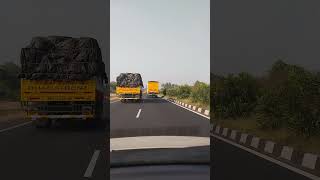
xmin=33 ymin=119 xmax=51 ymax=128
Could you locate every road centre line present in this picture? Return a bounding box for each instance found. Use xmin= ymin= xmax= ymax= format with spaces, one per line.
xmin=212 ymin=134 xmax=320 ymax=180
xmin=136 ymin=109 xmax=142 ymax=119
xmin=165 ymin=99 xmax=210 ymax=120
xmin=0 ymin=121 xmax=32 ymax=133
xmin=83 ymin=150 xmax=100 ymax=178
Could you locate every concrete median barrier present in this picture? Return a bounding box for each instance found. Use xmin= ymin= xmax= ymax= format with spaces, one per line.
xmin=165 ymin=98 xmax=210 ymax=118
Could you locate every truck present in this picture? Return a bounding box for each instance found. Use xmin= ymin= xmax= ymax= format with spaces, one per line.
xmin=147 ymin=81 xmax=159 ymax=98
xmin=19 ymin=36 xmax=108 ymax=128
xmin=116 ymin=86 xmax=143 ymax=102
xmin=116 ymin=73 xmax=143 ymax=102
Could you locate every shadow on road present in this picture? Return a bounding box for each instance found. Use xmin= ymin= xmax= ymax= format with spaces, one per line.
xmin=110 ymin=126 xmax=206 ymax=138
xmin=35 ymin=120 xmax=109 ymax=133
xmin=140 ymin=98 xmax=168 ymax=104
xmin=117 ymin=98 xmax=168 ymax=104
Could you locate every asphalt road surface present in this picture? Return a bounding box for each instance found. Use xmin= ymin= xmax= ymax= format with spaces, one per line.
xmin=212 ymin=137 xmax=314 ymax=180
xmin=111 ymin=96 xmax=317 ymax=179
xmin=0 ymin=116 xmax=108 ymax=180
xmin=0 ymin=96 xmax=316 ymax=180
xmin=110 ymin=97 xmax=210 ymax=138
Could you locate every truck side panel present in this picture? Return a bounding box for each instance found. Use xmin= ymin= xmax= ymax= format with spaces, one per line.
xmin=116 ymin=87 xmax=141 ymax=94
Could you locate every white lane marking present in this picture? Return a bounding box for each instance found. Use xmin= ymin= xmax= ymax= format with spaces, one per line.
xmin=136 ymin=109 xmax=142 ymax=119
xmin=0 ymin=121 xmax=32 ymax=133
xmin=110 ymin=100 xmax=120 ymax=104
xmin=83 ymin=150 xmax=100 ymax=178
xmin=165 ymin=99 xmax=210 ymax=120
xmin=212 ymin=134 xmax=320 ymax=180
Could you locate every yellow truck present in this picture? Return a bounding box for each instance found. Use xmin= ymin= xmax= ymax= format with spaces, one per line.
xmin=19 ymin=36 xmax=108 ymax=128
xmin=116 ymin=86 xmax=142 ymax=102
xmin=147 ymin=81 xmax=159 ymax=97
xmin=20 ymin=78 xmax=108 ymax=128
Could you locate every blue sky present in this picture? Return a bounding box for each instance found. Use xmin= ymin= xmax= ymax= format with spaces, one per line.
xmin=111 ymin=0 xmax=210 ymax=86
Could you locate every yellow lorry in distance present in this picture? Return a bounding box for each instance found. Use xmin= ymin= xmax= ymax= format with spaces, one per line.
xmin=116 ymin=86 xmax=142 ymax=102
xmin=147 ymin=81 xmax=159 ymax=97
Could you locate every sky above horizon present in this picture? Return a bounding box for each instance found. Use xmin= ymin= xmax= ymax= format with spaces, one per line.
xmin=110 ymin=0 xmax=210 ymax=86
xmin=0 ymin=0 xmax=109 ymax=73
xmin=2 ymin=0 xmax=320 ymax=82
xmin=213 ymin=0 xmax=320 ymax=76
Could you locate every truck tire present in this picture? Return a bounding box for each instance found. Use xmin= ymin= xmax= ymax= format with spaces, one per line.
xmin=33 ymin=119 xmax=51 ymax=128
xmin=92 ymin=100 xmax=106 ymax=129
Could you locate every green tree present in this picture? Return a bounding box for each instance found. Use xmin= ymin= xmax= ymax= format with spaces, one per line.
xmin=190 ymin=81 xmax=210 ymax=105
xmin=162 ymin=88 xmax=167 ymax=96
xmin=256 ymin=60 xmax=320 ymax=136
xmin=212 ymin=72 xmax=258 ymax=119
xmin=110 ymin=81 xmax=117 ymax=93
xmin=177 ymin=85 xmax=191 ymax=99
xmin=0 ymin=62 xmax=21 ymax=100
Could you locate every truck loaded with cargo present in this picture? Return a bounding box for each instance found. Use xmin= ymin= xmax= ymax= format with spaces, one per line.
xmin=19 ymin=36 xmax=108 ymax=128
xmin=116 ymin=73 xmax=143 ymax=102
xmin=147 ymin=81 xmax=159 ymax=98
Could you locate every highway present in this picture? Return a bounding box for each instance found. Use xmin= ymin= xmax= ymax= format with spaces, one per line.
xmin=0 ymin=95 xmax=210 ymax=180
xmin=0 ymin=96 xmax=316 ymax=179
xmin=110 ymin=97 xmax=210 ymax=138
xmin=111 ymin=97 xmax=316 ymax=179
xmin=0 ymin=115 xmax=108 ymax=180
xmin=212 ymin=137 xmax=314 ymax=180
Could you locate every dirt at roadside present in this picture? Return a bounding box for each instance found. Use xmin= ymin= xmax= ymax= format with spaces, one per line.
xmin=0 ymin=101 xmax=21 ymax=110
xmin=0 ymin=101 xmax=24 ymax=123
xmin=110 ymin=93 xmax=119 ymax=101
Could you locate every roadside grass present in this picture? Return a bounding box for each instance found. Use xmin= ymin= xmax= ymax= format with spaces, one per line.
xmin=214 ymin=117 xmax=320 ymax=155
xmin=0 ymin=101 xmax=22 ymax=116
xmin=166 ymin=96 xmax=209 ymax=110
xmin=0 ymin=101 xmax=24 ymax=123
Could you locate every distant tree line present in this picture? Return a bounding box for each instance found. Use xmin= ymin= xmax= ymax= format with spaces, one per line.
xmin=212 ymin=60 xmax=320 ymax=137
xmin=161 ymin=81 xmax=210 ymax=107
xmin=0 ymin=62 xmax=20 ymax=101
xmin=110 ymin=81 xmax=117 ymax=93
